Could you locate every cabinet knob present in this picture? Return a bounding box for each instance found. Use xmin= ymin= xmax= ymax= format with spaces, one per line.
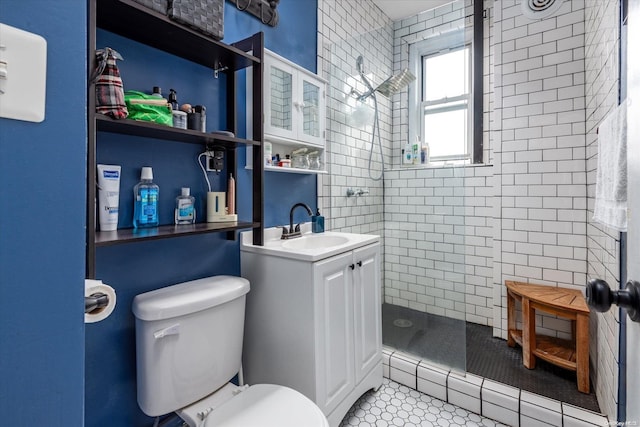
xmin=349 ymin=264 xmax=355 ymax=270
xmin=357 ymin=261 xmax=362 ymax=267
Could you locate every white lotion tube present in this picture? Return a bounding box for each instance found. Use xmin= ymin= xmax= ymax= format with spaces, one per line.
xmin=97 ymin=164 xmax=121 ymax=231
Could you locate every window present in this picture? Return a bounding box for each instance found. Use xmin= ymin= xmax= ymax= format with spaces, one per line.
xmin=409 ymin=30 xmax=479 ymax=162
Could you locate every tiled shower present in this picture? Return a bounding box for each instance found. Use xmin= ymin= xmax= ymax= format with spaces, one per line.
xmin=318 ymin=0 xmax=623 ymax=422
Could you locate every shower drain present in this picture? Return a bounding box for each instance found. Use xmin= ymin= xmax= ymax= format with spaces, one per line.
xmin=393 ymin=318 xmax=413 ymax=328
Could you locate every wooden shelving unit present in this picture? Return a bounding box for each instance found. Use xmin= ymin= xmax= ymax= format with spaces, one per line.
xmin=87 ymin=0 xmax=264 ymax=277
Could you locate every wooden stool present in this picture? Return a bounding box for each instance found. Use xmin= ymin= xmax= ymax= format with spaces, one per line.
xmin=506 ymin=281 xmax=591 ymax=393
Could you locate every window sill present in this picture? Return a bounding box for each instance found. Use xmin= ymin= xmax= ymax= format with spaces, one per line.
xmin=390 ymin=161 xmax=492 ymax=171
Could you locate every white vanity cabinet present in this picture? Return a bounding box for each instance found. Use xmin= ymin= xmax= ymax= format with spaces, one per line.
xmin=241 ymin=241 xmax=382 ymax=427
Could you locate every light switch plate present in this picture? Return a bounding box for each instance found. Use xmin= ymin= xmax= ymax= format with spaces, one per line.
xmin=0 ymin=23 xmax=47 ymax=123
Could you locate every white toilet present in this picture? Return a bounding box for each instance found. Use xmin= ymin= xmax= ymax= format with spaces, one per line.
xmin=132 ymin=275 xmax=329 ymax=427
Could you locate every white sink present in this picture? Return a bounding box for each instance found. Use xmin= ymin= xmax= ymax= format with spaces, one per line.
xmin=282 ymin=235 xmax=349 ymax=250
xmin=240 ymin=224 xmax=380 ymax=261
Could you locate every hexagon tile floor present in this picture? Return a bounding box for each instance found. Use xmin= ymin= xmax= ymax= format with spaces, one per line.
xmin=339 ymin=378 xmax=508 ymax=427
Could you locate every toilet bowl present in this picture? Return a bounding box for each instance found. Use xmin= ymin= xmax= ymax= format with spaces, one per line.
xmin=178 ymin=383 xmax=328 ymax=427
xmin=132 ymin=275 xmax=329 ymax=427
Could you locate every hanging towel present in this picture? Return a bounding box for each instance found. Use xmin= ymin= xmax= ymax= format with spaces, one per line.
xmin=593 ymin=101 xmax=628 ymax=231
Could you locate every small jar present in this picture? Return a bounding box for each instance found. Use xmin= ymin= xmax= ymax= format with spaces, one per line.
xmin=308 ymin=153 xmax=322 ymax=170
xmin=291 ymin=153 xmax=309 ymax=169
xmin=280 ymin=159 xmax=291 ymax=168
xmin=172 ymin=110 xmax=187 ymax=129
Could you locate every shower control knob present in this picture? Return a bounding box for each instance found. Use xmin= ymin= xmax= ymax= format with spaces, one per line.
xmin=586 ymin=278 xmax=640 ymax=322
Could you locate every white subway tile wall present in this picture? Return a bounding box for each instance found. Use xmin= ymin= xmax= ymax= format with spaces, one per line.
xmin=386 ymin=1 xmax=495 ymax=325
xmin=491 ymin=0 xmax=589 ymax=362
xmin=383 ymin=165 xmax=494 ymax=323
xmin=584 ymin=0 xmax=621 ymax=420
xmin=318 ymin=0 xmax=621 ymax=420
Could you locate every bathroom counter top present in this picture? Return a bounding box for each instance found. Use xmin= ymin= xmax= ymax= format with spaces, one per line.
xmin=240 ymin=224 xmax=379 ymax=262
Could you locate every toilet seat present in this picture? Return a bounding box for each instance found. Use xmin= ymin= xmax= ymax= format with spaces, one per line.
xmin=202 ymin=384 xmax=329 ymax=427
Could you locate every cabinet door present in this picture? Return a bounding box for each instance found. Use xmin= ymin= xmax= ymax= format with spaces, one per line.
xmin=313 ymin=252 xmax=355 ymax=416
xmin=353 ymin=244 xmax=382 ymax=384
xmin=264 ymin=53 xmax=296 ymax=141
xmin=297 ymin=74 xmax=325 ymax=147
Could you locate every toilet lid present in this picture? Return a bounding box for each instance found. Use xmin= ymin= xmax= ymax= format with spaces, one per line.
xmin=203 ymin=384 xmax=329 ymax=427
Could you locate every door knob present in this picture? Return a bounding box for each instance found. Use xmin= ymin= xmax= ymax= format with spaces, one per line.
xmin=586 ymin=279 xmax=640 ymax=322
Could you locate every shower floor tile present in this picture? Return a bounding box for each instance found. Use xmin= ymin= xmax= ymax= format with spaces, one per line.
xmin=340 ymin=378 xmax=509 ymax=427
xmin=382 ymin=303 xmax=600 ymax=413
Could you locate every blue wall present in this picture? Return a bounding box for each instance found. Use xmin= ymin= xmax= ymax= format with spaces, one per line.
xmin=0 ymin=1 xmax=87 ymax=426
xmin=86 ymin=2 xmax=318 ymax=426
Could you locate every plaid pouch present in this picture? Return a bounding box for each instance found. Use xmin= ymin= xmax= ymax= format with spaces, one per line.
xmin=91 ymin=48 xmax=128 ymax=120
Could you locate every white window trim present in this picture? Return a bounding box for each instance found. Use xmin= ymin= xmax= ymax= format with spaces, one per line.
xmin=408 ymin=29 xmax=473 ymax=163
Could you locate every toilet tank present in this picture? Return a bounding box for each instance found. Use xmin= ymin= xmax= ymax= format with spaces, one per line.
xmin=132 ymin=275 xmax=250 ymax=417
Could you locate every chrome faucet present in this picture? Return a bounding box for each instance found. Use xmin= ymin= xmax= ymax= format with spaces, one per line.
xmin=347 ymin=188 xmax=369 ymax=197
xmin=282 ymin=202 xmax=314 ymax=239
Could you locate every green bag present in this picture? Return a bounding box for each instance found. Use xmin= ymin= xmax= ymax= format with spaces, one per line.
xmin=124 ymin=91 xmax=173 ymax=126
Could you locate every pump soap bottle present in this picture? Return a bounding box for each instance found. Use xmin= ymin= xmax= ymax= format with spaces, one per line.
xmin=175 ymin=187 xmax=196 ymax=225
xmin=312 ymin=209 xmax=325 ymax=233
xmin=133 ymin=167 xmax=159 ymax=228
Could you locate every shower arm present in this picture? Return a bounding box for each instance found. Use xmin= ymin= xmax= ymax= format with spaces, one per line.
xmin=352 ymin=87 xmax=375 ymax=102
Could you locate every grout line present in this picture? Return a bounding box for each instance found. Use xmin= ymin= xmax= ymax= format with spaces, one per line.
xmin=445 ymin=369 xmax=451 ymax=404
xmin=518 ymin=387 xmax=522 ymax=427
xmin=480 ymin=376 xmax=485 ymax=418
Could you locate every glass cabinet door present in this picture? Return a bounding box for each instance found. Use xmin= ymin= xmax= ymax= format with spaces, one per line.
xmin=265 ymin=54 xmax=295 ymax=140
xmin=300 ymin=79 xmax=320 ymax=140
xmin=263 ymin=50 xmax=325 ymax=147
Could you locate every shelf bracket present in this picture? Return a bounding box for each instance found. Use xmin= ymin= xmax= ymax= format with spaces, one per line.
xmin=214 ymin=63 xmax=229 ymax=79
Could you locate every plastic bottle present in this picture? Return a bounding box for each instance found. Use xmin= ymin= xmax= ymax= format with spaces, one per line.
xmin=151 ymin=86 xmax=163 ymax=98
xmin=175 ymin=187 xmax=195 ymax=225
xmin=403 ymin=141 xmax=412 ymax=165
xmin=312 ymin=209 xmax=325 ymax=233
xmin=421 ymin=141 xmax=430 ymax=165
xmin=412 ymin=138 xmax=420 ymax=165
xmin=133 ymin=167 xmax=159 ymax=228
xmin=168 ymin=89 xmax=178 ymax=110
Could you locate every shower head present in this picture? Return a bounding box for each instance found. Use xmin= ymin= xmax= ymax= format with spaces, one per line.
xmin=353 ymin=55 xmax=415 ymax=101
xmin=374 ymin=69 xmax=416 ymax=98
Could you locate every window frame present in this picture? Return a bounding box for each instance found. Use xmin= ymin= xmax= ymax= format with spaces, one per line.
xmin=409 ymin=30 xmax=472 ymax=162
xmin=423 ymin=44 xmax=472 ymax=161
xmin=408 ymin=1 xmax=484 ymax=165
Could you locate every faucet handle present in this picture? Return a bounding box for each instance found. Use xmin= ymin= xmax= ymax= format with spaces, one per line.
xmin=294 ymin=223 xmax=301 ymax=232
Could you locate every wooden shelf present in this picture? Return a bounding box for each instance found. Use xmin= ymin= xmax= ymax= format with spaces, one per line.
xmin=96 ymin=0 xmax=260 ymax=71
xmin=509 ymin=329 xmax=577 ymax=371
xmin=95 ymin=221 xmax=259 ymax=246
xmin=96 ymin=115 xmax=259 ymax=147
xmin=87 ymin=0 xmax=265 ymax=278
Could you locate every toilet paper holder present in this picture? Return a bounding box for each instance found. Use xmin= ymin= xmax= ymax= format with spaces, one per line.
xmin=85 ymin=292 xmax=109 ymax=314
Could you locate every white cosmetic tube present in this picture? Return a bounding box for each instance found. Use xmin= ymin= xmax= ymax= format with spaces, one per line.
xmin=97 ymin=164 xmax=121 ymax=231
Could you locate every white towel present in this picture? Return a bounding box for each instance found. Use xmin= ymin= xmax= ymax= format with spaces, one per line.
xmin=593 ymin=101 xmax=628 ymax=232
